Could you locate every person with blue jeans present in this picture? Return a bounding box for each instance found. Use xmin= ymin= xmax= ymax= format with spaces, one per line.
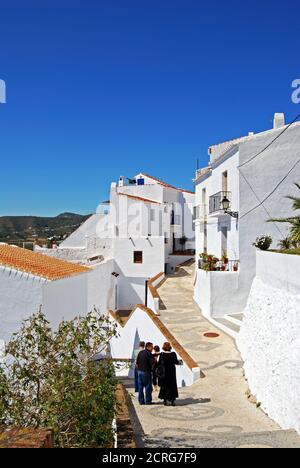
xmin=133 ymin=341 xmax=145 ymax=392
xmin=136 ymin=342 xmax=154 ymax=405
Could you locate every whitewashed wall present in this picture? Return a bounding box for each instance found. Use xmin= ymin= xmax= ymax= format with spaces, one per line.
xmin=114 ymin=237 xmax=165 ymax=310
xmin=43 ymin=273 xmax=89 ymax=327
xmin=237 ymin=250 xmax=300 ymax=434
xmin=0 ymin=260 xmax=115 ymax=346
xmin=238 ymin=123 xmax=300 ymax=311
xmin=195 ymin=148 xmax=240 ymax=261
xmin=194 ymin=268 xmax=242 ymax=317
xmin=60 ymin=214 xmax=104 ymax=247
xmin=87 ymin=259 xmax=115 ymax=312
xmin=110 ymin=306 xmax=200 ymax=387
xmin=36 ymin=246 xmax=90 ymax=264
xmin=0 ymin=267 xmax=45 ymax=343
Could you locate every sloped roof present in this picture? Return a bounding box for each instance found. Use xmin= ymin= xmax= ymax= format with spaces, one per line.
xmin=139 ymin=173 xmax=195 ymax=195
xmin=118 ymin=193 xmax=162 ymax=205
xmin=0 ymin=244 xmax=89 ymax=281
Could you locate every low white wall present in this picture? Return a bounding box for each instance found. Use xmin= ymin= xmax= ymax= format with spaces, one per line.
xmin=109 ymin=307 xmax=199 ymax=388
xmin=194 ymin=268 xmax=241 ymax=317
xmin=0 ymin=266 xmax=45 ymax=344
xmin=165 ymin=255 xmax=194 ymax=274
xmin=147 ymin=289 xmax=159 ymax=315
xmin=36 ymin=246 xmax=90 ymax=264
xmin=237 ymin=250 xmax=300 ymax=434
xmin=147 ymin=273 xmax=164 ymax=315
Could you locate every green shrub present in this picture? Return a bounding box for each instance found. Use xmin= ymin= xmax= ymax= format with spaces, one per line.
xmin=253 ymin=235 xmax=273 ymax=251
xmin=0 ymin=310 xmax=117 ymax=448
xmin=199 ymin=252 xmax=219 ymax=271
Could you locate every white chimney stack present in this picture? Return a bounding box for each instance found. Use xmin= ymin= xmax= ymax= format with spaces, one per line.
xmin=273 ymin=113 xmax=285 ymax=130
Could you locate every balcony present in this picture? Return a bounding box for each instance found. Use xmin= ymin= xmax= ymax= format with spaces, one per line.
xmin=209 ymin=191 xmax=231 ymax=215
xmin=198 ymin=258 xmax=239 ymax=272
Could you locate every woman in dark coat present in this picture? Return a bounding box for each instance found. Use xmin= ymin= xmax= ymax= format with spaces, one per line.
xmin=158 ymin=342 xmax=180 ymax=406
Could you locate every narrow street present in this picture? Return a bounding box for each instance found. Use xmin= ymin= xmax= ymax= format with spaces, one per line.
xmin=127 ymin=263 xmax=300 ymax=448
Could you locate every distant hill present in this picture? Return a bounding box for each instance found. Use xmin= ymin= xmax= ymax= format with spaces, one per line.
xmin=0 ymin=213 xmax=91 ymax=242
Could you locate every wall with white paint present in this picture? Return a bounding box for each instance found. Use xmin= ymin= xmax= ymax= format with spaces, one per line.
xmin=237 ymin=250 xmax=300 ymax=434
xmin=0 ymin=260 xmax=115 ymax=345
xmin=109 ymin=306 xmax=200 ymax=387
xmin=43 ymin=273 xmax=89 ymax=327
xmin=194 ymin=268 xmax=242 ymax=317
xmin=60 ymin=214 xmax=104 ymax=247
xmin=238 ymin=123 xmax=300 ymax=311
xmin=0 ymin=266 xmax=45 ymax=343
xmin=113 ymin=236 xmax=164 ymax=309
xmin=194 ymin=120 xmax=300 ymax=318
xmin=87 ymin=259 xmax=115 ymax=312
xmin=195 ymin=147 xmax=240 ymax=262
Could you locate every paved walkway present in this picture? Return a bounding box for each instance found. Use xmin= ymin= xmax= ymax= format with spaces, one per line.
xmin=126 ymin=263 xmax=300 ymax=448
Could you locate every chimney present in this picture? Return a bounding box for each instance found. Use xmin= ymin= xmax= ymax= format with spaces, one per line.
xmin=273 ymin=113 xmax=285 ymax=130
xmin=119 ymin=176 xmax=125 ymax=187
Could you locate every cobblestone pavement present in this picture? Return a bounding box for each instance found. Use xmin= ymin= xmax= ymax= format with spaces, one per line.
xmin=126 ymin=263 xmax=300 ymax=448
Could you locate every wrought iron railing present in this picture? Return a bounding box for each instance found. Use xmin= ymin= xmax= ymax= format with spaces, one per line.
xmin=198 ymin=258 xmax=239 ymax=272
xmin=209 ymin=191 xmax=231 ymax=214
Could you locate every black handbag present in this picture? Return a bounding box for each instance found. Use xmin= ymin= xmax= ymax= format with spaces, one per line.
xmin=156 ymin=355 xmax=165 ymax=380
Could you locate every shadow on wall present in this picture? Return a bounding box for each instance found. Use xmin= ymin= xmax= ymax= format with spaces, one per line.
xmin=114 ymin=259 xmax=148 ymax=310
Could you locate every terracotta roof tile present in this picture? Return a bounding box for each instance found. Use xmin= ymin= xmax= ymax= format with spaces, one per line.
xmin=0 ymin=244 xmax=89 ymax=281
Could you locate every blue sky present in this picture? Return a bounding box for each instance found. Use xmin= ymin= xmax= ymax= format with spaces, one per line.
xmin=0 ymin=0 xmax=299 ymax=216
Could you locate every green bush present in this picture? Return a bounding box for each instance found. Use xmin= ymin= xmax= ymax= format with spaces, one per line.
xmin=253 ymin=235 xmax=273 ymax=251
xmin=0 ymin=310 xmax=117 ymax=448
xmin=199 ymin=252 xmax=219 ymax=271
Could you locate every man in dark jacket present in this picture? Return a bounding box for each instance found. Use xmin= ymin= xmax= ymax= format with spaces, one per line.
xmin=136 ymin=342 xmax=154 ymax=405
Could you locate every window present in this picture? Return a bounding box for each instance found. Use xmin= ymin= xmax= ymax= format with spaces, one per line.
xmin=133 ymin=251 xmax=143 ymax=264
xmin=222 ymin=171 xmax=228 ymax=192
xmin=150 ymin=209 xmax=155 ymax=222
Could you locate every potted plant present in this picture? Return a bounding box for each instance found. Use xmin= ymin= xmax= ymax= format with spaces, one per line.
xmin=253 ymin=235 xmax=273 ymax=251
xmin=199 ymin=253 xmax=219 ymax=271
xmin=221 ymin=251 xmax=229 ymax=264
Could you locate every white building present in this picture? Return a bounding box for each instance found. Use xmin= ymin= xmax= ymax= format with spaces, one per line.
xmin=57 ymin=172 xmax=195 ymax=310
xmin=194 ymin=113 xmax=300 ymax=324
xmin=0 ymin=243 xmax=115 ymax=348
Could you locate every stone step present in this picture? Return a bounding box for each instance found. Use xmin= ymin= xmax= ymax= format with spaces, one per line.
xmin=211 ymin=316 xmax=241 ymax=339
xmin=226 ymin=314 xmax=244 ymax=327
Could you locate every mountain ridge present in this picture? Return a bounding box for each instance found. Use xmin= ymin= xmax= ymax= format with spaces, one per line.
xmin=0 ymin=212 xmax=91 ymax=242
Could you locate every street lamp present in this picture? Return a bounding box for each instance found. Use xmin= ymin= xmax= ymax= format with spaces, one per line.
xmin=221 ymin=195 xmax=239 ymax=219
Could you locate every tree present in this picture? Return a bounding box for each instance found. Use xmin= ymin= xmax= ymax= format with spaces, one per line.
xmin=0 ymin=309 xmax=117 ymax=448
xmin=268 ymin=183 xmax=300 ymax=245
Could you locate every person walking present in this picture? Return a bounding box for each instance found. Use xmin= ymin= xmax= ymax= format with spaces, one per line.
xmin=133 ymin=341 xmax=145 ymax=392
xmin=136 ymin=342 xmax=154 ymax=405
xmin=158 ymin=342 xmax=181 ymax=406
xmin=152 ymin=345 xmax=161 ymax=392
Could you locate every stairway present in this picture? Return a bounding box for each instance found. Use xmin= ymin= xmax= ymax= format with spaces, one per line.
xmin=212 ymin=313 xmax=244 ymax=339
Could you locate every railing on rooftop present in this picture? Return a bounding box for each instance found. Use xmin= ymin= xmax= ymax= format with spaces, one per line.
xmin=209 ymin=191 xmax=231 ymax=214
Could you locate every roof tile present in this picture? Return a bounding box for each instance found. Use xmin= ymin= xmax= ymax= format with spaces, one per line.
xmin=0 ymin=244 xmax=89 ymax=281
